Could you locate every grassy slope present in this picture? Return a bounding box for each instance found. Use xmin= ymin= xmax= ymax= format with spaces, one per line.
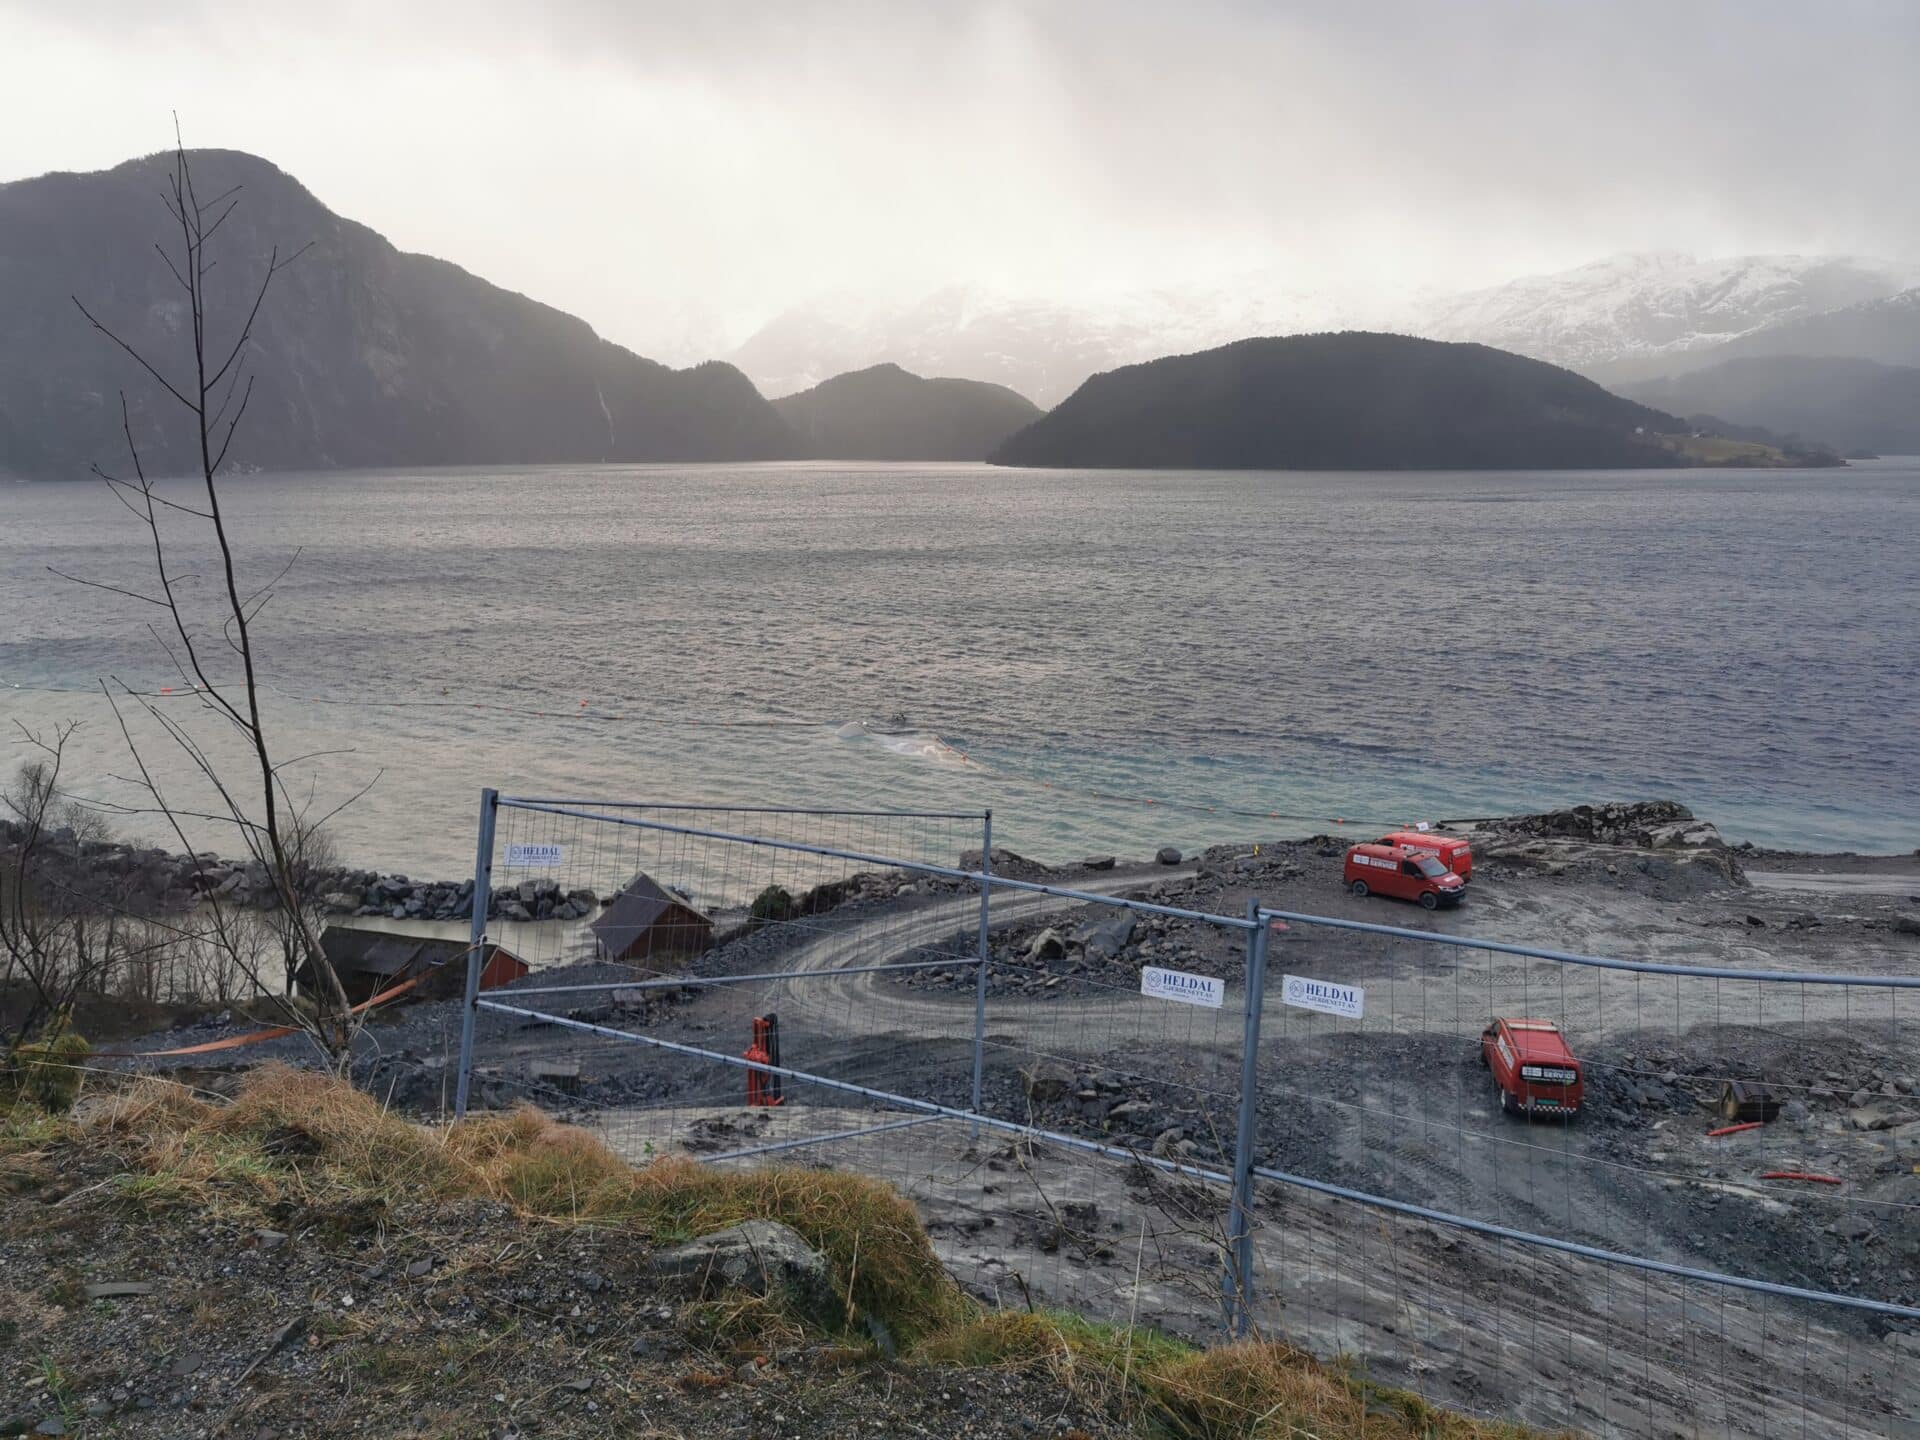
xmin=1653 ymin=433 xmax=1798 ymax=467
xmin=1 ymin=1070 xmax=1568 ymax=1439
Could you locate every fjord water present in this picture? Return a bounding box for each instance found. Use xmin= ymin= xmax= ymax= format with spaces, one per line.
xmin=2 ymin=461 xmax=1917 ymax=874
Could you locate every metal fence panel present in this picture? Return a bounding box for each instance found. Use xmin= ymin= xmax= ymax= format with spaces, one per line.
xmin=452 ymin=793 xmax=1920 ymax=1438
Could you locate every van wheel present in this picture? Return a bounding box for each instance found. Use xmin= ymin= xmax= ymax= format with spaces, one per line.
xmin=1349 ymin=879 xmax=1369 ymax=898
xmin=1498 ymin=1084 xmax=1520 ymax=1117
xmin=1418 ymin=891 xmax=1439 ymax=911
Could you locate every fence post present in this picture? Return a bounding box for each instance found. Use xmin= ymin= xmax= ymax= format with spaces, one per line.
xmin=1221 ymin=898 xmax=1270 ymax=1336
xmin=968 ymin=810 xmax=993 ymax=1137
xmin=453 ymin=787 xmax=499 ymax=1119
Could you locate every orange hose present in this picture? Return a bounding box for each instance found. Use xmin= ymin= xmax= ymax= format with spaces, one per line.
xmin=98 ymin=976 xmax=422 ymax=1058
xmin=1706 ymin=1121 xmax=1764 ymax=1137
xmin=1760 ymin=1171 xmax=1842 ymax=1186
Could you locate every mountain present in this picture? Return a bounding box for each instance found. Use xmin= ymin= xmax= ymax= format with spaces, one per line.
xmin=772 ymin=363 xmax=1041 ymax=461
xmin=731 ymin=256 xmax=1919 ymax=410
xmin=1648 ymin=288 xmax=1920 ymax=374
xmin=989 ymin=332 xmax=1717 ymax=471
xmin=730 ymin=281 xmax=1399 ymax=410
xmin=1414 ymin=253 xmax=1920 ymax=384
xmin=1619 ymin=354 xmax=1920 ymax=456
xmin=0 ymin=150 xmax=793 ymax=480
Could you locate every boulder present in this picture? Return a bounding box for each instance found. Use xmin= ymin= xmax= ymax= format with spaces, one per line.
xmin=1080 ymin=914 xmax=1136 ymax=961
xmin=1107 ymin=1099 xmax=1158 ymax=1130
xmin=650 ymin=1220 xmax=839 ymax=1329
xmin=1892 ymin=914 xmax=1920 ymax=938
xmin=1020 ymin=1061 xmax=1074 ymax=1103
xmin=1848 ymin=1103 xmax=1911 ymax=1132
xmin=1081 ymin=855 xmax=1117 ymax=871
xmin=1024 ymin=928 xmax=1067 ymax=963
xmin=1156 ymin=846 xmax=1182 ymax=866
xmin=530 ymin=1058 xmax=582 ymax=1094
xmin=1646 ymin=820 xmax=1726 ymax=850
xmin=1832 ymin=1214 xmax=1876 ymax=1242
xmin=959 ymin=846 xmax=1050 ymax=877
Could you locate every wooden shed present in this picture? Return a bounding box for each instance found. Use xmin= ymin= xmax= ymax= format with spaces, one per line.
xmin=299 ymin=926 xmax=529 ymax=1006
xmin=590 ymin=873 xmax=713 ymax=967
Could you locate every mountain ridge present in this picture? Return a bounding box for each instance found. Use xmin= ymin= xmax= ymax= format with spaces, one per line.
xmin=988 ymin=331 xmax=1756 ymax=471
xmin=1618 ymin=353 xmax=1920 ymax=455
xmin=4 ymin=151 xmax=1902 ymax=477
xmin=729 ymin=255 xmax=1920 ymax=410
xmin=1414 ymin=252 xmax=1919 ymax=382
xmin=773 ymin=362 xmax=1041 ymax=461
xmin=0 ymin=149 xmax=793 ymax=479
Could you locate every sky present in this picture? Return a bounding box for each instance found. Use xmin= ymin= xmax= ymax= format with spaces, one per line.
xmin=3 ymin=0 xmax=1917 ymax=363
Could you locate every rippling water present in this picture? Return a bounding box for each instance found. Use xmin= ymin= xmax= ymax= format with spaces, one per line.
xmin=2 ymin=460 xmax=1916 ymax=871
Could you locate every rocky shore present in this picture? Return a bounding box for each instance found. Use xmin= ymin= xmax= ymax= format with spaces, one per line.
xmin=0 ymin=820 xmax=592 ymax=925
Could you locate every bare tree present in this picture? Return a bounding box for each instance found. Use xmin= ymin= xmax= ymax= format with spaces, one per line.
xmin=0 ymin=725 xmax=180 ymax=1051
xmin=57 ymin=131 xmax=369 ymax=1061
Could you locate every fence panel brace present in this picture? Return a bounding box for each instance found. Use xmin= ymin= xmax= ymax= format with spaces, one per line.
xmin=969 ymin=810 xmax=993 ymax=1133
xmin=1222 ymin=897 xmax=1270 ymax=1335
xmin=453 ymin=787 xmax=499 ymax=1118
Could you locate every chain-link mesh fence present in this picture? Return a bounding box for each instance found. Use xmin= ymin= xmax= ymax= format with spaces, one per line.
xmin=453 ymin=793 xmax=1920 ymax=1437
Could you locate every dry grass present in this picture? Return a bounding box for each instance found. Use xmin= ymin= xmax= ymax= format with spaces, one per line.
xmin=924 ymin=1312 xmax=1567 ymax=1440
xmin=71 ymin=1067 xmax=965 ymax=1344
xmin=1656 ymin=433 xmax=1789 ymax=467
xmin=38 ymin=1070 xmax=1565 ymax=1439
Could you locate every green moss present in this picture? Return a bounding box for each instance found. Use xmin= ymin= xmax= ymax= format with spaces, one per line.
xmin=5 ymin=1024 xmax=90 ymax=1112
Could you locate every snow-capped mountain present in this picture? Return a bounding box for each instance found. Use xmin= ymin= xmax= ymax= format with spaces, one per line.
xmin=729 ymin=280 xmax=1407 ymax=409
xmin=728 ymin=254 xmax=1920 ymax=407
xmin=1412 ymin=252 xmax=1920 ymax=383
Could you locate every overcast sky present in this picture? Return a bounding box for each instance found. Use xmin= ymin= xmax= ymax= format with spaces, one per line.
xmin=4 ymin=0 xmax=1916 ymax=361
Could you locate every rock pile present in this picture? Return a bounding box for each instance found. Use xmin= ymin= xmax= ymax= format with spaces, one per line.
xmin=1587 ymin=1046 xmax=1919 ymax=1129
xmin=1471 ymin=801 xmax=1747 ymax=893
xmin=486 ymin=878 xmax=599 ymax=923
xmin=1018 ymin=1061 xmax=1215 ymax=1161
xmin=226 ymin=863 xmax=601 ymax=923
xmin=1488 ymin=800 xmax=1725 ymax=850
xmin=905 ymin=908 xmax=1228 ymax=1000
xmin=0 ymin=820 xmax=599 ymax=925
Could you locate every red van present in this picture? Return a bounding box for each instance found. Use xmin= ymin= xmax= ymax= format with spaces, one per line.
xmin=1377 ymin=830 xmax=1472 ymax=881
xmin=1480 ymin=1017 xmax=1583 ymax=1118
xmin=1343 ymin=843 xmax=1466 ymax=909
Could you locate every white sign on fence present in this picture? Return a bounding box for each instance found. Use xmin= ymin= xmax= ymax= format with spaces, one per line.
xmin=503 ymin=843 xmax=565 ymax=869
xmin=1281 ymin=974 xmax=1365 ymax=1020
xmin=1141 ymin=966 xmax=1226 ymax=1010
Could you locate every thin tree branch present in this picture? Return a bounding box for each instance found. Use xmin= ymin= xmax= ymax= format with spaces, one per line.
xmin=69 ymin=298 xmax=198 ymax=413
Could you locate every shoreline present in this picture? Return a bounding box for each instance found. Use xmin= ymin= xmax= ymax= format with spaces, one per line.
xmin=10 ymin=798 xmax=1919 ymax=951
